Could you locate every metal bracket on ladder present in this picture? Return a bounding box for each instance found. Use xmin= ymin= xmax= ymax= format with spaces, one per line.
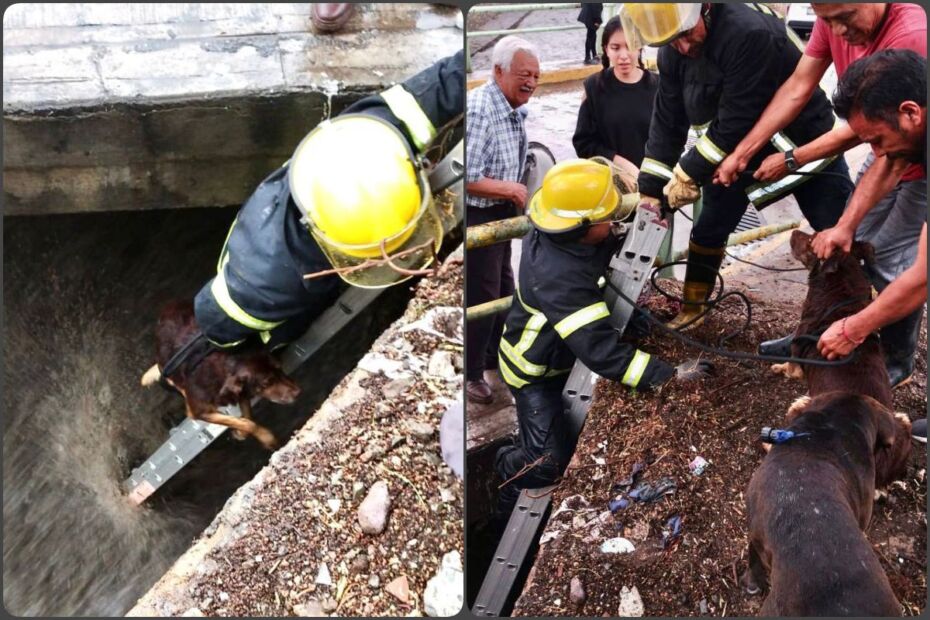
xmin=472 ymin=486 xmax=555 ymax=617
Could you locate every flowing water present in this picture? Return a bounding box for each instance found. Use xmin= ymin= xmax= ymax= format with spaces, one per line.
xmin=2 ymin=208 xmax=409 ymax=616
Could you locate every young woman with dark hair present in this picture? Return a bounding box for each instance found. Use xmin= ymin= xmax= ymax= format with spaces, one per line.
xmin=573 ymin=16 xmax=658 ymax=176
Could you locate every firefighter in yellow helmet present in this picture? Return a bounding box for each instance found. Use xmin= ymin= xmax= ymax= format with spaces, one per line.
xmin=186 ymin=52 xmax=463 ymax=354
xmin=621 ymin=3 xmax=853 ymax=330
xmin=494 ymin=157 xmax=713 ymax=517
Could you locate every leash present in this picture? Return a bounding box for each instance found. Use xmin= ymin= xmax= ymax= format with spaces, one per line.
xmin=158 ymin=331 xmax=216 ymax=389
xmin=606 ymin=274 xmax=865 ymax=367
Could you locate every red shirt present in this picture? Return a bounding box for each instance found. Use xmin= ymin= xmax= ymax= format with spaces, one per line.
xmin=806 ymin=2 xmax=927 ymax=180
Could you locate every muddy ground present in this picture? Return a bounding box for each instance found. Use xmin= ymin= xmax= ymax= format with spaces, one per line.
xmin=165 ymin=259 xmax=465 ymax=617
xmin=512 ymin=284 xmax=927 ymax=617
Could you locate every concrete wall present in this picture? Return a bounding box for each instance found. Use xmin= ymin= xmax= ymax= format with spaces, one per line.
xmin=3 ymin=3 xmax=463 ymax=215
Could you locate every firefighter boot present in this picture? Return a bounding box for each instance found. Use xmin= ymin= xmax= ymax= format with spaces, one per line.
xmin=666 ymin=242 xmax=725 ymax=331
xmin=880 ymin=305 xmax=924 ymax=389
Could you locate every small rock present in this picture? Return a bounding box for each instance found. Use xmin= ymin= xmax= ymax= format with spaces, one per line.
xmin=600 ymin=537 xmax=635 ymax=554
xmin=293 ymin=600 xmax=325 ymax=616
xmin=321 ymin=597 xmax=338 ymax=613
xmin=218 ymin=592 xmax=229 ymax=603
xmin=327 ymin=499 xmax=342 ymax=514
xmin=569 ymin=576 xmax=586 ymax=605
xmin=351 ymin=554 xmax=370 ymax=572
xmin=390 ymin=435 xmax=406 ymax=449
xmin=424 ymin=551 xmax=464 ymax=616
xmin=406 ymin=420 xmax=435 ymax=441
xmin=315 ymin=563 xmax=333 ymax=586
xmin=699 ymin=598 xmax=708 ymax=614
xmin=352 ymin=481 xmax=366 ymax=500
xmin=390 ymin=455 xmax=403 ymax=468
xmin=181 ymin=608 xmax=204 ymax=617
xmin=358 ymin=481 xmax=392 ymax=535
xmin=439 ymin=487 xmax=455 ymax=503
xmin=369 ymin=574 xmax=381 ymax=588
xmin=361 ymin=445 xmax=387 ymax=463
xmin=427 ymin=350 xmax=457 ymax=379
xmin=618 ymin=586 xmax=645 ymax=616
xmin=385 ymin=575 xmax=411 ymax=604
xmin=383 ymin=375 xmax=415 ymax=399
xmin=423 ymin=452 xmax=442 ymax=467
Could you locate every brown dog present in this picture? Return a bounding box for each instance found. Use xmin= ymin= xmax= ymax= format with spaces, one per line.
xmin=141 ymin=300 xmax=300 ymax=449
xmin=743 ymin=392 xmax=909 ymax=616
xmin=778 ymin=230 xmax=893 ymax=407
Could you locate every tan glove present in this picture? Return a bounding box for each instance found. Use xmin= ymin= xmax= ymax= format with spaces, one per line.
xmin=663 ymin=164 xmax=701 ymax=209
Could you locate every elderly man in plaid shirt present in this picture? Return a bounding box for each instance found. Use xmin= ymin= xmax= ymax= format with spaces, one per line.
xmin=465 ymin=35 xmax=541 ymax=405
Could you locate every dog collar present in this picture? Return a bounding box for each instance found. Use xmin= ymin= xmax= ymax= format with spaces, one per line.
xmin=760 ymin=426 xmax=811 ymax=444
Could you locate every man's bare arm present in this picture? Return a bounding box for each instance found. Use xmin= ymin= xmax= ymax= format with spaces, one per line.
xmin=466 ymin=178 xmax=528 ymax=210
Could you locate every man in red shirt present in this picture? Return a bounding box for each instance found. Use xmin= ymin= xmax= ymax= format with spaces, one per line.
xmin=714 ymin=3 xmax=927 ymax=388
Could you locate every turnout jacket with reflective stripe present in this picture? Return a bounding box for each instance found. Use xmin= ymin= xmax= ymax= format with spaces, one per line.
xmin=638 ymin=3 xmax=836 ymax=205
xmin=498 ymin=231 xmax=673 ymax=390
xmin=193 ymin=52 xmax=465 ymax=348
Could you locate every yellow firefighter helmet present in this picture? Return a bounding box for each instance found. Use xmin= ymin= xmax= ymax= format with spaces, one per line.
xmin=528 ymin=157 xmax=638 ymax=233
xmin=289 ymin=114 xmax=442 ymax=288
xmin=619 ymin=3 xmax=703 ymax=48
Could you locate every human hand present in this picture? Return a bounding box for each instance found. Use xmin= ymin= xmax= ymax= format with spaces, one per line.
xmin=506 ymin=182 xmax=528 ymax=211
xmin=714 ymin=153 xmax=747 ymax=186
xmin=753 ymin=152 xmax=790 ymax=182
xmin=811 ymin=226 xmax=854 ymax=260
xmin=817 ymin=318 xmax=862 ymax=360
xmin=639 ymin=194 xmax=661 ymax=207
xmin=662 ymin=164 xmax=700 ymax=209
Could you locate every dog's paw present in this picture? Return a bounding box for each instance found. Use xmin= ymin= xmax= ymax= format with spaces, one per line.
xmin=786 ymin=395 xmax=812 ymax=421
xmin=140 ymin=364 xmax=161 ymax=387
xmin=254 ymin=428 xmax=280 ymax=451
xmin=771 ymin=362 xmax=804 ymax=380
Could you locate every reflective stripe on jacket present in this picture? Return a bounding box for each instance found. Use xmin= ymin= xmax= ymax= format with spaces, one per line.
xmin=638 ymin=3 xmax=836 ymax=207
xmin=498 ymin=231 xmax=672 ymax=390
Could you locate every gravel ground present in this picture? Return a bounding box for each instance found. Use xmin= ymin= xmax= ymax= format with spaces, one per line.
xmin=512 ymin=282 xmax=927 ymax=617
xmin=132 ymin=257 xmax=465 ymax=617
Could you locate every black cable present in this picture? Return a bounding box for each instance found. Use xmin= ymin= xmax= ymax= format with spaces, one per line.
xmin=605 ymin=265 xmax=860 ymax=367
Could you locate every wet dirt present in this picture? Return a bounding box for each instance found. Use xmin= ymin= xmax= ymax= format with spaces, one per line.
xmin=511 ymin=283 xmax=927 ymax=617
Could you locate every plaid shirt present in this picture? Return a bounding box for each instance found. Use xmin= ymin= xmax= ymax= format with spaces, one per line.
xmin=466 ymin=79 xmax=528 ymax=208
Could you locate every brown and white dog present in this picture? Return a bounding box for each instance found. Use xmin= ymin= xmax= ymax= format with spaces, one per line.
xmin=141 ymin=300 xmax=300 ymax=449
xmin=743 ymin=231 xmax=912 ymax=615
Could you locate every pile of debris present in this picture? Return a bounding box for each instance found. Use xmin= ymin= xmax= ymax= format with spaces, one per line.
xmin=513 ymin=285 xmax=927 ymax=616
xmin=129 ymin=255 xmax=464 ymax=617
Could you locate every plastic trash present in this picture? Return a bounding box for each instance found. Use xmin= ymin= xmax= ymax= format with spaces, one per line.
xmin=662 ymin=514 xmax=683 ymax=549
xmin=628 ymin=478 xmax=676 ymax=503
xmin=608 ymin=497 xmax=630 ymax=513
xmin=689 ymin=456 xmax=709 ymax=476
xmin=613 ymin=462 xmax=645 ymax=490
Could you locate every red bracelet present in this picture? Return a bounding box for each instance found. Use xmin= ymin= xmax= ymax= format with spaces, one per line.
xmin=841 ymin=317 xmax=865 ymax=345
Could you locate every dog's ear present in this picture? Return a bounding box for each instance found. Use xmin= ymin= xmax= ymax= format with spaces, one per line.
xmin=851 ymin=241 xmax=875 ymax=268
xmin=218 ymin=370 xmax=247 ymax=404
xmin=821 ymin=253 xmax=842 ymax=275
xmin=789 ymin=230 xmax=818 ymax=270
xmin=871 ymin=402 xmax=912 ymax=487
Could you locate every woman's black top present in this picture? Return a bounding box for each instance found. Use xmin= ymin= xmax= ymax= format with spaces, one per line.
xmin=573 ymin=68 xmax=659 ymax=167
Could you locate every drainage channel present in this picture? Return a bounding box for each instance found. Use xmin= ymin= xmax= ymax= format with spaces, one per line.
xmin=2 ymin=207 xmax=412 ymax=616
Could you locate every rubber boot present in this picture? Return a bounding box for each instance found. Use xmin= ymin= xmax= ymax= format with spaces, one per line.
xmin=880 ymin=305 xmax=924 ymax=388
xmin=758 ymin=334 xmax=794 ymax=358
xmin=666 ymin=242 xmax=725 ymax=330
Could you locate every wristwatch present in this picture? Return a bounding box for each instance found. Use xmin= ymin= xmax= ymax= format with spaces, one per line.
xmin=784 ymin=149 xmax=800 ymax=172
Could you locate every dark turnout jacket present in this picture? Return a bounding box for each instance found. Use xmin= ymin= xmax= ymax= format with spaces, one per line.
xmin=498 ymin=230 xmax=674 ymax=391
xmin=193 ymin=52 xmax=465 ymax=349
xmin=638 ymin=3 xmax=837 ymax=207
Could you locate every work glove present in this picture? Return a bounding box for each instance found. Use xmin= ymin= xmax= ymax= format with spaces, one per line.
xmin=674 ymin=358 xmax=716 ymax=382
xmin=662 ymin=164 xmax=701 ymax=209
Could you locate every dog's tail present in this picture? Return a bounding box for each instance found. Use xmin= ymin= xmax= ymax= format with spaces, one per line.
xmin=141 ymin=364 xmax=162 ymax=387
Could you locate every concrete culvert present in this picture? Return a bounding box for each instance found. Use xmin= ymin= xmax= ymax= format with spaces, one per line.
xmin=2 ymin=208 xmax=414 ymax=616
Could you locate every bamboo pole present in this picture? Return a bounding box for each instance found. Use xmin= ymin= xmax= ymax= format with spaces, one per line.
xmin=465 ymin=219 xmax=802 ymax=321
